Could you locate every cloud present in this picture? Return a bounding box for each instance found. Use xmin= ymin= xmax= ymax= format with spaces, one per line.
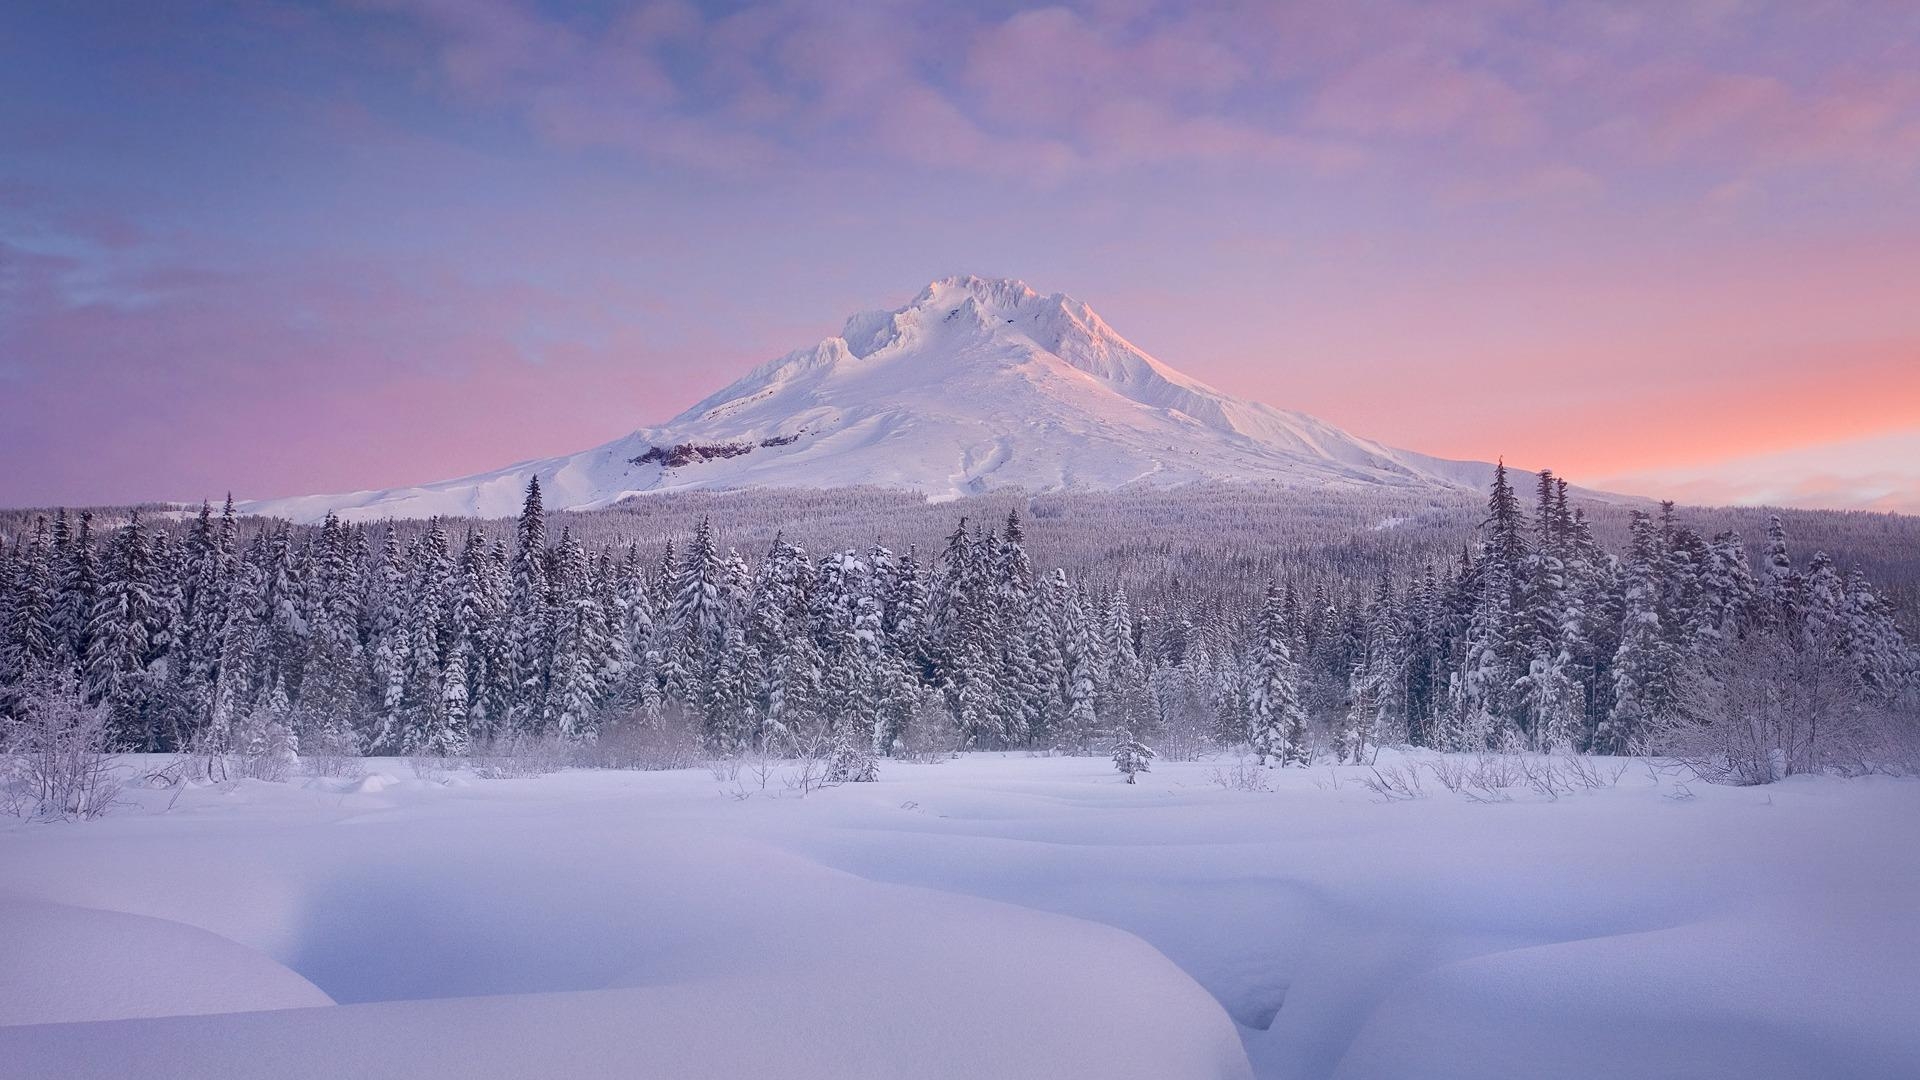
xmin=1595 ymin=428 xmax=1920 ymax=514
xmin=1308 ymin=44 xmax=1541 ymax=146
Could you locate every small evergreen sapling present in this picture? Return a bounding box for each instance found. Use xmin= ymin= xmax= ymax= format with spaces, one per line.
xmin=1111 ymin=731 xmax=1155 ymax=784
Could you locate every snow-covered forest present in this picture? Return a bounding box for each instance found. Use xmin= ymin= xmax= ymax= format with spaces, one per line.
xmin=3 ymin=467 xmax=1916 ymax=788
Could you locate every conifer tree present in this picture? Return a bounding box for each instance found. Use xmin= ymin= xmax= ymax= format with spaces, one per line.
xmin=506 ymin=477 xmax=552 ymax=737
xmin=52 ymin=510 xmax=99 ymax=672
xmin=1601 ymin=511 xmax=1678 ymax=754
xmin=1247 ymin=583 xmax=1309 ymax=765
xmin=86 ymin=512 xmax=162 ymax=748
xmin=1111 ymin=730 xmax=1154 ymax=783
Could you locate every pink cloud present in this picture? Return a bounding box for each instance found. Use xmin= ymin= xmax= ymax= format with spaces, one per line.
xmin=1308 ymin=45 xmax=1541 ymax=146
xmin=1612 ymin=64 xmax=1920 ymax=176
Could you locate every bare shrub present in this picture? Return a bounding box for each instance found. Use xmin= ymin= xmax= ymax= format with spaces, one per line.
xmin=3 ymin=675 xmax=121 ymax=821
xmin=780 ymin=731 xmax=840 ymax=797
xmin=1206 ymin=759 xmax=1273 ymax=792
xmin=1361 ymin=763 xmax=1426 ymax=801
xmin=576 ymin=707 xmax=705 ymax=771
xmin=706 ymin=757 xmax=742 ymax=782
xmin=1562 ymin=754 xmax=1627 ymax=791
xmin=298 ymin=716 xmax=364 ymax=780
xmin=1519 ymin=755 xmax=1574 ymax=801
xmin=303 ymin=751 xmax=366 ymax=781
xmin=140 ymin=757 xmax=190 ymax=789
xmin=1424 ymin=756 xmax=1469 ymax=794
xmin=472 ymin=733 xmax=571 ymax=779
xmin=1665 ymin=628 xmax=1891 ymax=785
xmin=894 ymin=694 xmax=962 ymax=762
xmin=1457 ymin=754 xmax=1519 ymax=803
xmin=408 ymin=756 xmax=453 ymax=783
xmin=728 ymin=748 xmax=781 ymax=799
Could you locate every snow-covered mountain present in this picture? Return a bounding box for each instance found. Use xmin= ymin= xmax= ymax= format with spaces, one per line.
xmin=244 ymin=276 xmax=1499 ymax=522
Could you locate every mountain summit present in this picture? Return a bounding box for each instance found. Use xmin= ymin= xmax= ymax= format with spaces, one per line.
xmin=245 ymin=276 xmax=1495 ymax=521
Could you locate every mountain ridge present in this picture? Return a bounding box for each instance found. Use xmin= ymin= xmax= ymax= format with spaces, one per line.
xmin=241 ymin=276 xmax=1506 ymax=522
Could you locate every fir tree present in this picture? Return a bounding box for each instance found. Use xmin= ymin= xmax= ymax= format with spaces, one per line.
xmin=1111 ymin=730 xmax=1155 ymax=784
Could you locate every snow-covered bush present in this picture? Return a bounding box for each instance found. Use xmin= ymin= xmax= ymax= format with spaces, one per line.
xmin=3 ymin=674 xmax=120 ymax=820
xmin=1112 ymin=732 xmax=1155 ymax=784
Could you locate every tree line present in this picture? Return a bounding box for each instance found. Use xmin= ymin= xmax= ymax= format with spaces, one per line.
xmin=1 ymin=467 xmax=1914 ymax=781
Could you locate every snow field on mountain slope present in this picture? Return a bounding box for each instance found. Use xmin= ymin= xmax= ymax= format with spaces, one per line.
xmin=3 ymin=752 xmax=1917 ymax=1080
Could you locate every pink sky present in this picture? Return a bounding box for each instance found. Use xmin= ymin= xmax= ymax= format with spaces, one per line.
xmin=2 ymin=1 xmax=1917 ymax=511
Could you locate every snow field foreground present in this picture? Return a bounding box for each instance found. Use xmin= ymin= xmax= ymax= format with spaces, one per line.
xmin=0 ymin=758 xmax=1249 ymax=1080
xmin=4 ymin=752 xmax=1918 ymax=1079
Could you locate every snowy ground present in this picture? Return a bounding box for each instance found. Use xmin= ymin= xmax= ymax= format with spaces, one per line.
xmin=2 ymin=752 xmax=1916 ymax=1080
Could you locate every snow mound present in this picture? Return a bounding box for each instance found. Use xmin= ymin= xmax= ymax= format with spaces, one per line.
xmin=0 ymin=768 xmax=1250 ymax=1079
xmin=0 ymin=971 xmax=1246 ymax=1080
xmin=0 ymin=897 xmax=331 ymax=1026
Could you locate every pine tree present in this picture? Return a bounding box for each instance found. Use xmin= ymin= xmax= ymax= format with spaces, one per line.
xmin=542 ymin=529 xmax=606 ymax=742
xmin=52 ymin=510 xmax=99 ymax=672
xmin=1761 ymin=515 xmax=1796 ymax=625
xmin=1600 ymin=511 xmax=1678 ymax=754
xmin=1091 ymin=587 xmax=1147 ymax=741
xmin=1247 ymin=583 xmax=1306 ymax=765
xmin=1 ymin=518 xmax=58 ymax=717
xmin=506 ymin=477 xmax=552 ymax=738
xmin=1111 ymin=730 xmax=1155 ymax=784
xmin=85 ymin=512 xmax=163 ymax=748
xmin=1059 ymin=581 xmax=1101 ymax=752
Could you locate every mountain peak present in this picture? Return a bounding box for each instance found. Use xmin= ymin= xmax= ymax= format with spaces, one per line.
xmin=916 ymin=274 xmax=1043 ymax=312
xmin=240 ymin=278 xmax=1499 ymax=521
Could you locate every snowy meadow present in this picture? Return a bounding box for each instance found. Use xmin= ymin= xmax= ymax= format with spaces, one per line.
xmin=4 ymin=468 xmax=1919 ymax=1078
xmin=2 ymin=749 xmax=1916 ymax=1080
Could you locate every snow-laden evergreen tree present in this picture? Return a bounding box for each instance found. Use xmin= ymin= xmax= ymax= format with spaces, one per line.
xmin=1025 ymin=567 xmax=1071 ymax=745
xmin=1247 ymin=583 xmax=1309 ymax=765
xmin=472 ymin=537 xmax=516 ymax=738
xmin=663 ymin=516 xmax=727 ymax=720
xmin=1761 ymin=515 xmax=1796 ymax=625
xmin=298 ymin=513 xmax=366 ymax=755
xmin=1452 ymin=461 xmax=1533 ymax=750
xmin=1094 ymin=586 xmax=1153 ymax=745
xmin=254 ymin=522 xmax=309 ymax=700
xmin=52 ymin=509 xmax=99 ymax=671
xmin=865 ymin=543 xmax=922 ymax=754
xmin=811 ymin=548 xmax=881 ymax=779
xmin=85 ymin=512 xmax=167 ymax=748
xmin=609 ymin=544 xmax=655 ymax=712
xmin=543 ymin=529 xmax=607 ymax=743
xmin=1059 ymin=581 xmax=1101 ymax=752
xmin=748 ymin=534 xmax=816 ymax=743
xmin=1600 ymin=511 xmax=1679 ymax=754
xmin=506 ymin=477 xmax=552 ymax=738
xmin=1111 ymin=730 xmax=1154 ymax=784
xmin=990 ymin=512 xmax=1040 ymax=744
xmin=931 ymin=520 xmax=1002 ymax=747
xmin=695 ymin=548 xmax=758 ymax=752
xmin=206 ymin=546 xmax=265 ymax=755
xmin=1513 ymin=473 xmax=1583 ymax=750
xmin=2 ymin=517 xmax=57 ymax=705
xmin=1340 ymin=575 xmax=1404 ymax=759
